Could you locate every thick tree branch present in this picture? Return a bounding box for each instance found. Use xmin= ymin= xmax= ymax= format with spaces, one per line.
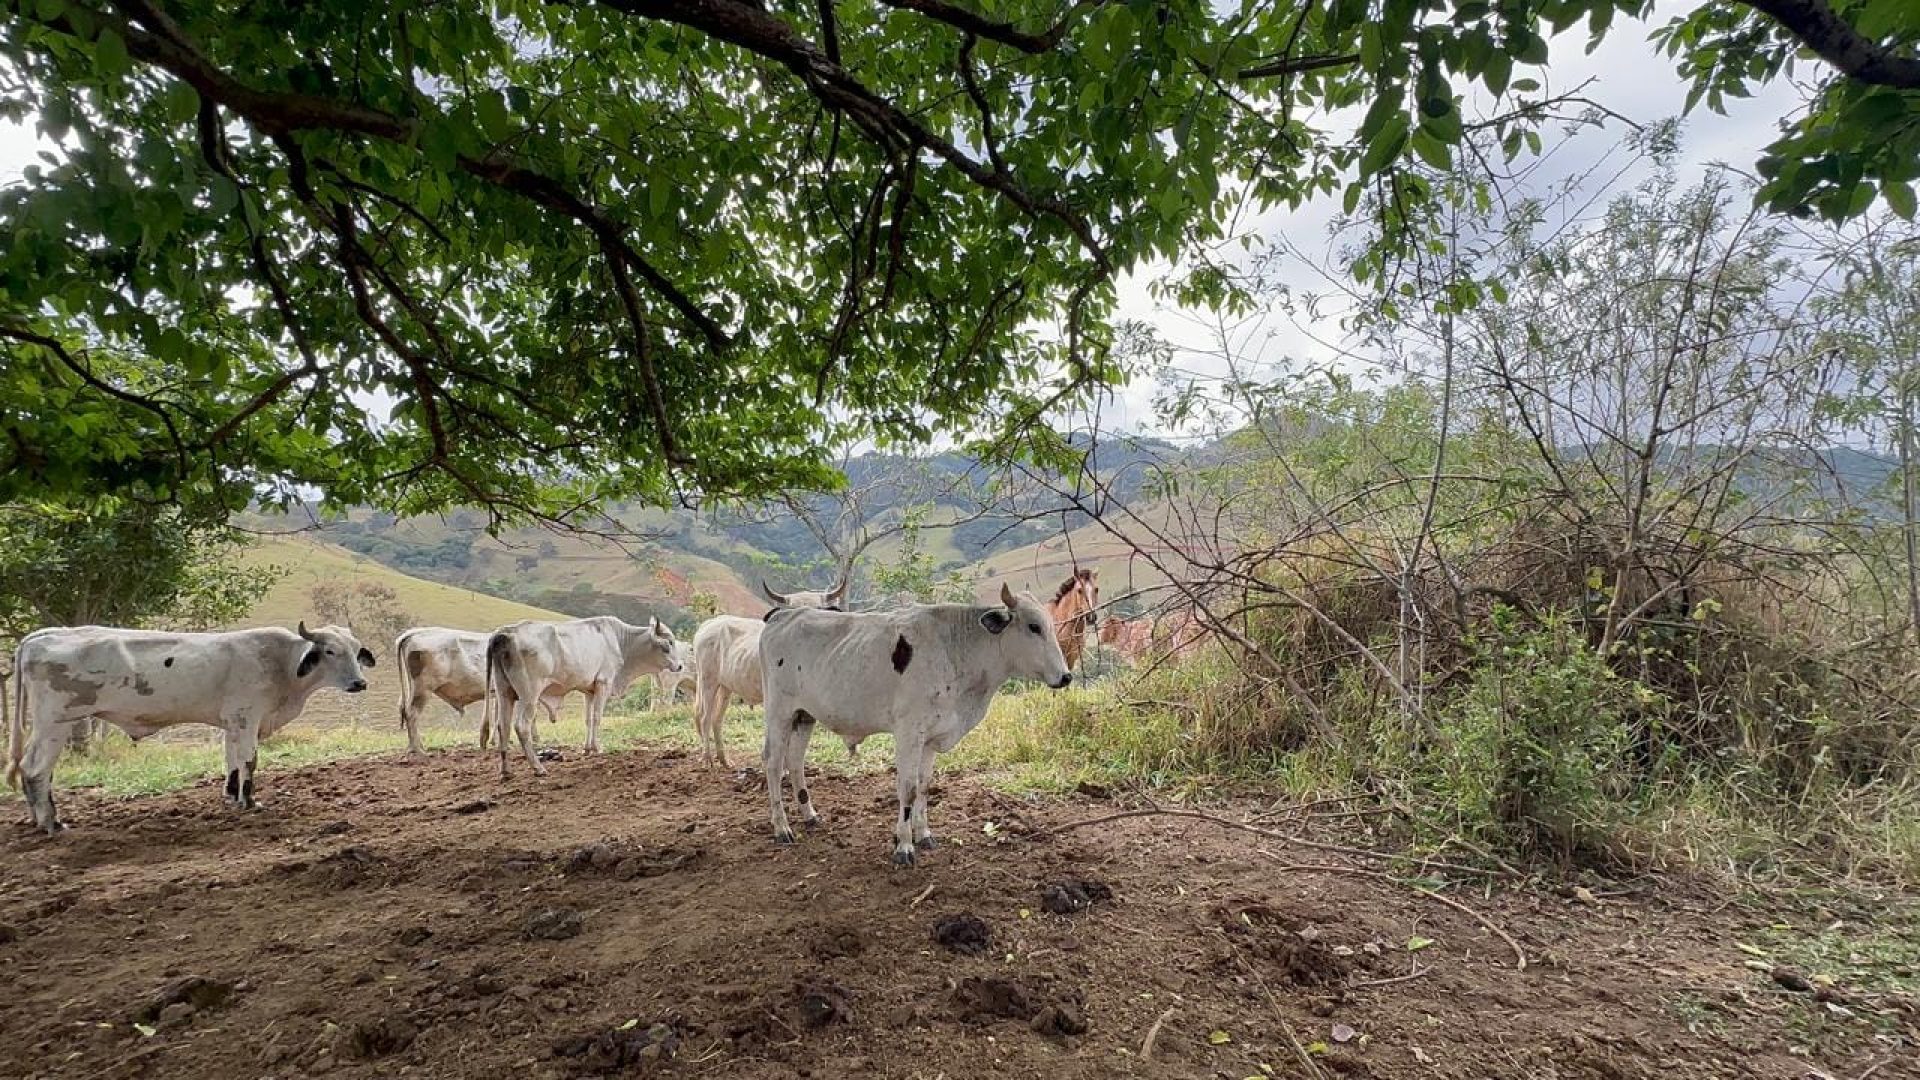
xmin=874 ymin=0 xmax=1104 ymax=54
xmin=1238 ymin=52 xmax=1359 ymax=80
xmin=1735 ymin=0 xmax=1920 ymax=89
xmin=602 ymin=238 xmax=693 ymax=468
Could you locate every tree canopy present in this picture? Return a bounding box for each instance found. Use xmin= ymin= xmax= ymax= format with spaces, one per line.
xmin=2 ymin=0 xmax=1915 ymax=522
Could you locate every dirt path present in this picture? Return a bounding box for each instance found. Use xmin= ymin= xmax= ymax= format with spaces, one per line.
xmin=0 ymin=747 xmax=1906 ymax=1079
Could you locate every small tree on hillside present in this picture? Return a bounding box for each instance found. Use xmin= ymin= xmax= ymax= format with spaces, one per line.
xmin=310 ymin=581 xmax=414 ymax=651
xmin=0 ymin=500 xmax=276 ymax=749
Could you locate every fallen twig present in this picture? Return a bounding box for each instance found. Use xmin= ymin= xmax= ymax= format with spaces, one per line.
xmin=1139 ymin=1004 xmax=1176 ymax=1061
xmin=908 ymin=883 xmax=936 ymax=908
xmin=1041 ymin=806 xmax=1503 ymax=877
xmin=1230 ymin=951 xmax=1330 ymax=1080
xmin=1348 ymin=965 xmax=1431 ymax=990
xmin=1257 ymin=852 xmax=1528 ymax=971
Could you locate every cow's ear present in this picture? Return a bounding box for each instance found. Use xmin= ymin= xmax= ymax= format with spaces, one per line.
xmin=357 ymin=647 xmax=377 ymax=668
xmin=980 ymin=609 xmax=1013 ymax=635
xmin=297 ymin=648 xmax=323 ymax=678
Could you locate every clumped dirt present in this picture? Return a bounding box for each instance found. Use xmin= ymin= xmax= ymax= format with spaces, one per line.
xmin=0 ymin=746 xmax=1907 ymax=1079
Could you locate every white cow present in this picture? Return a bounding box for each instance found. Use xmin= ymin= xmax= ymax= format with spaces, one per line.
xmin=486 ymin=616 xmax=680 ymax=778
xmin=760 ymin=585 xmax=1072 ymax=865
xmin=395 ymin=627 xmax=564 ymax=758
xmin=689 ymin=587 xmax=843 ymax=769
xmin=649 ymin=639 xmax=695 ymax=713
xmin=6 ymin=622 xmax=373 ymax=833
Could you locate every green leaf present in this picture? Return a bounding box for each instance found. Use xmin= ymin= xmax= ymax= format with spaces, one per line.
xmin=1513 ymin=30 xmax=1548 ymax=65
xmin=1406 ymin=935 xmax=1435 ymax=952
xmin=1358 ymin=111 xmax=1410 ymax=179
xmin=1886 ymin=181 xmax=1917 ymax=221
xmin=475 ymin=90 xmax=510 ymax=142
xmin=95 ymin=29 xmax=131 ymax=78
xmin=1483 ymin=50 xmax=1512 ymax=97
xmin=1208 ymin=1030 xmax=1232 ymax=1045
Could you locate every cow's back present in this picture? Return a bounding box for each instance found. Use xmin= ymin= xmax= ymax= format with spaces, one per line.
xmin=21 ymin=626 xmax=288 ymax=730
xmin=693 ymin=615 xmax=766 ymax=702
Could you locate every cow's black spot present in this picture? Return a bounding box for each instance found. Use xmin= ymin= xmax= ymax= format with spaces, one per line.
xmin=776 ymin=658 xmax=784 ymax=667
xmin=224 ymin=770 xmax=240 ymax=801
xmin=163 ymin=657 xmax=174 ymax=668
xmin=797 ymin=789 xmax=810 ymax=805
xmin=891 ymin=635 xmax=914 ymax=674
xmin=241 ymin=774 xmax=255 ymax=809
xmin=902 ymin=790 xmax=915 ymax=822
xmin=297 ymin=648 xmax=322 ymax=678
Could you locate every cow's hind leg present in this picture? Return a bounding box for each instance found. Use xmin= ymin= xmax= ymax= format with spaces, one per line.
xmin=763 ymin=705 xmax=800 ymax=844
xmin=19 ymin=722 xmax=69 ymax=834
xmin=784 ymin=713 xmax=820 ymax=830
xmin=697 ymin=684 xmax=731 ymax=769
xmin=513 ymin=695 xmax=545 ymax=777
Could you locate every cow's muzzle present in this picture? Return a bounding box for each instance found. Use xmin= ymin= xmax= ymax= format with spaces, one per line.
xmin=1050 ymin=673 xmax=1073 ymax=690
xmin=346 ymin=679 xmax=369 ymax=693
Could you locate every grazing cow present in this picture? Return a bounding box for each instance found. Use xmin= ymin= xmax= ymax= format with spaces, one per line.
xmin=486 ymin=616 xmax=680 ymax=778
xmin=688 ymin=587 xmax=842 ymax=769
xmin=650 ymin=639 xmax=695 ymax=712
xmin=7 ymin=622 xmax=372 ymax=833
xmin=760 ymin=584 xmax=1072 ymax=866
xmin=395 ymin=627 xmax=564 ymax=758
xmin=1046 ymin=567 xmax=1101 ymax=669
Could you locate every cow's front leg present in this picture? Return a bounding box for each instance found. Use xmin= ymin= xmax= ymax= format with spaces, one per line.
xmin=584 ymin=683 xmax=609 ymax=754
xmin=912 ymin=743 xmax=938 ymax=851
xmin=222 ymin=713 xmax=262 ymax=810
xmin=891 ymin=735 xmax=926 ymax=867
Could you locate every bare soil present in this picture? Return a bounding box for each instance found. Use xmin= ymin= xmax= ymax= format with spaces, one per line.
xmin=1 ymin=746 xmax=1911 ymax=1079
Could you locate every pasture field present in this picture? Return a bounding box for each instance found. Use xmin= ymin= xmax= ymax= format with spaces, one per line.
xmin=2 ymin=693 xmax=1914 ymax=1080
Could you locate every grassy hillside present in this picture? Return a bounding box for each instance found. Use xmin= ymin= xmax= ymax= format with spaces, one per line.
xmin=238 ymin=535 xmax=566 ymax=631
xmin=220 ymin=536 xmax=575 ymax=735
xmin=968 ymin=500 xmax=1192 ymax=609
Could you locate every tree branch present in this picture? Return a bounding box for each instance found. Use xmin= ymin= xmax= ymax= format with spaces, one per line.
xmin=1238 ymin=52 xmax=1359 ymax=80
xmin=874 ymin=0 xmax=1104 ymax=54
xmin=1735 ymin=0 xmax=1920 ymax=89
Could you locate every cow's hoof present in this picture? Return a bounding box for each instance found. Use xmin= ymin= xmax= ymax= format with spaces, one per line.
xmin=773 ymin=830 xmax=796 ymax=846
xmin=801 ymin=815 xmax=822 ymax=830
xmin=40 ymin=822 xmax=67 ymax=836
xmin=915 ymin=835 xmax=937 ymax=851
xmin=891 ymin=848 xmax=917 ymax=868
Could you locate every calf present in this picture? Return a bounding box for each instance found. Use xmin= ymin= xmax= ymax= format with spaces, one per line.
xmin=395 ymin=627 xmax=563 ymax=758
xmin=7 ymin=623 xmax=372 ymax=832
xmin=486 ymin=616 xmax=679 ymax=777
xmin=760 ymin=585 xmax=1071 ymax=865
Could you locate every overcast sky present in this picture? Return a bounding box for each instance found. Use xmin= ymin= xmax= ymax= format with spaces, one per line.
xmin=0 ymin=3 xmax=1808 ymax=444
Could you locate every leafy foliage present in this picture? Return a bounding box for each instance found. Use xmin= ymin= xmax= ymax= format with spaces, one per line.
xmin=0 ymin=499 xmax=272 ymax=640
xmin=1 ymin=0 xmax=1911 ymax=518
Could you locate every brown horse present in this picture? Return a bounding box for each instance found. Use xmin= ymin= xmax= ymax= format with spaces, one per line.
xmin=1048 ymin=567 xmax=1100 ymax=669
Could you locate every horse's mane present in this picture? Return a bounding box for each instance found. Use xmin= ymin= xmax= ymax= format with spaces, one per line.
xmin=1052 ymin=574 xmax=1084 ymax=603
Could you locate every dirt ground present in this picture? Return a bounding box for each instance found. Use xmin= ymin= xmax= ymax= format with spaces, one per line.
xmin=1 ymin=746 xmax=1912 ymax=1080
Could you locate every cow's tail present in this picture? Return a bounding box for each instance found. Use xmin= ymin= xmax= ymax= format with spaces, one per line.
xmin=484 ymin=632 xmax=510 ymax=755
xmin=6 ymin=641 xmax=26 ymax=791
xmin=394 ymin=631 xmax=414 ymax=731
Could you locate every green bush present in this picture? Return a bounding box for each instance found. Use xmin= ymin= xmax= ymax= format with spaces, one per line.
xmin=1424 ymin=611 xmax=1649 ymax=865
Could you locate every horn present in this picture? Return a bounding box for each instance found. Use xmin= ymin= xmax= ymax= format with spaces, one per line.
xmin=760 ymin=580 xmax=791 ymax=607
xmin=1000 ymin=583 xmax=1017 ymax=609
xmin=827 ymin=570 xmax=851 ymax=604
xmin=298 ymin=621 xmax=317 ymax=642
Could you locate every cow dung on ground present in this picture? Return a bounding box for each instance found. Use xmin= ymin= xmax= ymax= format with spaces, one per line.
xmin=1040 ymin=878 xmax=1113 ymax=914
xmin=931 ymin=913 xmax=990 ymax=955
xmin=525 ymin=907 xmax=585 ymax=941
